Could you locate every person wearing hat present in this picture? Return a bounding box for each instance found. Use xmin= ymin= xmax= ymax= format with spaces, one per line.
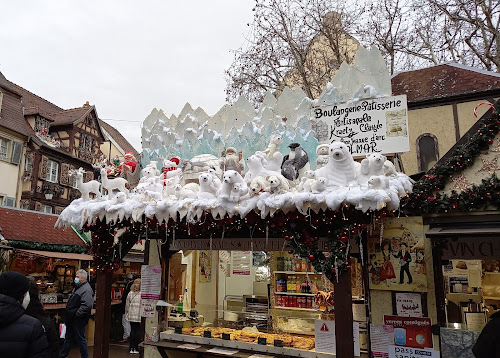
xmin=0 ymin=271 xmax=49 ymax=358
xmin=59 ymin=269 xmax=93 ymax=358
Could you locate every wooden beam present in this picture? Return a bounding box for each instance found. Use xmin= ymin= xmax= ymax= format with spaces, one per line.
xmin=334 ymin=268 xmax=354 ymax=358
xmin=93 ymin=270 xmax=112 ymax=358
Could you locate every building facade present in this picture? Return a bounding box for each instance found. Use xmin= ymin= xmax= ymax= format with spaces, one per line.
xmin=0 ymin=70 xmax=139 ymax=213
xmin=392 ymin=63 xmax=500 ymax=175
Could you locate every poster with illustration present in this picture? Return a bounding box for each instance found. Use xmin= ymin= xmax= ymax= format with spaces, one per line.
xmin=198 ymin=250 xmax=212 ymax=283
xmin=368 ymin=217 xmax=427 ymax=292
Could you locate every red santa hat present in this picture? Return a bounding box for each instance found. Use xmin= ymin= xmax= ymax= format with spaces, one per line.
xmin=169 ymin=157 xmax=180 ymax=166
xmin=124 ymin=152 xmax=134 ymax=159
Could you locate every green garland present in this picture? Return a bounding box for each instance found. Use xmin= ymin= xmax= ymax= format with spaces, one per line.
xmin=405 ymin=110 xmax=500 ymax=214
xmin=6 ymin=240 xmax=89 ymax=254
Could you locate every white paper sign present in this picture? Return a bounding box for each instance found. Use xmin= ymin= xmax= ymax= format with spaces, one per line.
xmin=315 ymin=320 xmax=360 ymax=356
xmin=140 ymin=265 xmax=162 ymax=299
xmin=388 ymin=345 xmax=439 ymax=358
xmin=395 ymin=293 xmax=423 ymax=317
xmin=370 ymin=324 xmax=395 ymax=357
xmin=315 ymin=320 xmax=336 ymax=354
xmin=311 ymin=95 xmax=409 ymax=155
xmin=140 ymin=299 xmax=155 ymax=317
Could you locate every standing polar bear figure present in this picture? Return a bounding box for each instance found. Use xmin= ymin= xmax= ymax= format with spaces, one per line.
xmin=218 ymin=170 xmax=247 ymax=200
xmin=315 ymin=142 xmax=360 ymax=187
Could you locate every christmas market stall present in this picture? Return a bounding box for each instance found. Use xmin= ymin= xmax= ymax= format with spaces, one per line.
xmin=404 ymin=101 xmax=500 ymax=357
xmin=0 ymin=206 xmax=92 ymax=307
xmin=54 ymin=47 xmax=431 ymax=358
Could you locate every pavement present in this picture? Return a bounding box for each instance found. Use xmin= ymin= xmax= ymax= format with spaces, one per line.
xmin=67 ymin=343 xmax=132 ymax=358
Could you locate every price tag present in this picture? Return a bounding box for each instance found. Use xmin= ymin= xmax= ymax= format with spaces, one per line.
xmin=222 ymin=333 xmax=231 ymax=340
xmin=174 ymin=327 xmax=183 ymax=334
xmin=258 ymin=337 xmax=267 ymax=345
xmin=273 ymin=340 xmax=283 ymax=347
xmin=204 ymin=330 xmax=212 ymax=338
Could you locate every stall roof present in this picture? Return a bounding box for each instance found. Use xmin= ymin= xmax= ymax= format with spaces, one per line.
xmin=426 ymin=227 xmax=500 ymax=236
xmin=15 ymin=248 xmax=93 ymax=261
xmin=0 ymin=206 xmax=85 ymax=246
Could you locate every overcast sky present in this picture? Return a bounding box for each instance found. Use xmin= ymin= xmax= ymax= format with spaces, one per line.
xmin=0 ymin=0 xmax=255 ymax=152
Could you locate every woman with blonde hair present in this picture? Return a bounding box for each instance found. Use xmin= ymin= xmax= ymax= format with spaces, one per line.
xmin=125 ymin=279 xmax=141 ymax=354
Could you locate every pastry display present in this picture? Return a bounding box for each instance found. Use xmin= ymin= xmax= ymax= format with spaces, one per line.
xmin=178 ymin=326 xmax=315 ymax=350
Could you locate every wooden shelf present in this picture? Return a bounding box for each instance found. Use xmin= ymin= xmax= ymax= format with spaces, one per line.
xmin=483 ymin=296 xmax=500 ymax=300
xmin=275 ymin=292 xmax=315 ymax=296
xmin=484 ymin=272 xmax=500 ymax=275
xmin=274 ymin=271 xmax=321 ymax=275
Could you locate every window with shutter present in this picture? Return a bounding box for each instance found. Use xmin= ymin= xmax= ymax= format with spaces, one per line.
xmin=39 ymin=156 xmax=48 ymax=179
xmin=10 ymin=141 xmax=23 ymax=165
xmin=60 ymin=163 xmax=70 ymax=185
xmin=0 ymin=138 xmax=9 ymax=160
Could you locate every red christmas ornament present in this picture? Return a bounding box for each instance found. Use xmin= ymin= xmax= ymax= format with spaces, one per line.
xmin=284 ymin=235 xmax=291 ymax=241
xmin=288 ymin=250 xmax=293 ymax=254
xmin=308 ymin=255 xmax=315 ymax=261
xmin=340 ymin=235 xmax=348 ymax=243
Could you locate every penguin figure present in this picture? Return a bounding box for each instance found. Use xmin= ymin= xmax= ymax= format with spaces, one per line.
xmin=281 ymin=142 xmax=310 ymax=181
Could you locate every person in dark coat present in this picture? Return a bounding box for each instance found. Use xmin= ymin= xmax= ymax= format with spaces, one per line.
xmin=25 ymin=278 xmax=60 ymax=358
xmin=393 ymin=242 xmax=413 ymax=284
xmin=118 ymin=273 xmax=134 ymax=343
xmin=0 ymin=271 xmax=49 ymax=358
xmin=473 ymin=311 xmax=500 ymax=358
xmin=59 ymin=269 xmax=93 ymax=358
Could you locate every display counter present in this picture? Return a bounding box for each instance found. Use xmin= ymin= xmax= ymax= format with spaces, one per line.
xmin=154 ymin=331 xmax=369 ymax=358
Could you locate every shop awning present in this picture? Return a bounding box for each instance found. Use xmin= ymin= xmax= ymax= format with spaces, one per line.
xmin=15 ymin=249 xmax=93 ymax=261
xmin=426 ymin=227 xmax=500 ymax=237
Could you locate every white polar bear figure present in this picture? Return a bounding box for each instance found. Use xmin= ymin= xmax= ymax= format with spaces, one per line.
xmin=244 ymin=155 xmax=280 ymax=183
xmin=198 ymin=172 xmax=217 ymax=199
xmin=249 ymin=176 xmax=267 ymax=196
xmin=218 ymin=170 xmax=247 ymax=200
xmin=263 ymin=134 xmax=283 ymax=158
xmin=384 ymin=160 xmax=398 ymax=177
xmin=297 ymin=170 xmax=316 ymax=191
xmin=356 ymin=176 xmax=390 ymax=212
xmin=357 ymin=153 xmax=386 ymax=185
xmin=229 ymin=182 xmax=249 ymax=202
xmin=207 ymin=168 xmax=222 ymax=191
xmin=316 ymin=144 xmax=330 ymax=169
xmin=315 ymin=142 xmax=360 ymax=187
xmin=311 ymin=177 xmax=327 ymax=194
xmin=265 ymin=175 xmax=290 ymax=194
xmin=136 ymin=164 xmax=163 ymax=197
xmin=175 ymin=184 xmax=197 ymax=200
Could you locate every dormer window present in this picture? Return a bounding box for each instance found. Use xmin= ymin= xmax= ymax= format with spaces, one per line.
xmin=35 ymin=116 xmax=50 ymax=133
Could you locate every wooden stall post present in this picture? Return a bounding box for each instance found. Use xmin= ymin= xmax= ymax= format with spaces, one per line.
xmin=334 ymin=267 xmax=354 ymax=358
xmin=93 ymin=269 xmax=112 ymax=358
